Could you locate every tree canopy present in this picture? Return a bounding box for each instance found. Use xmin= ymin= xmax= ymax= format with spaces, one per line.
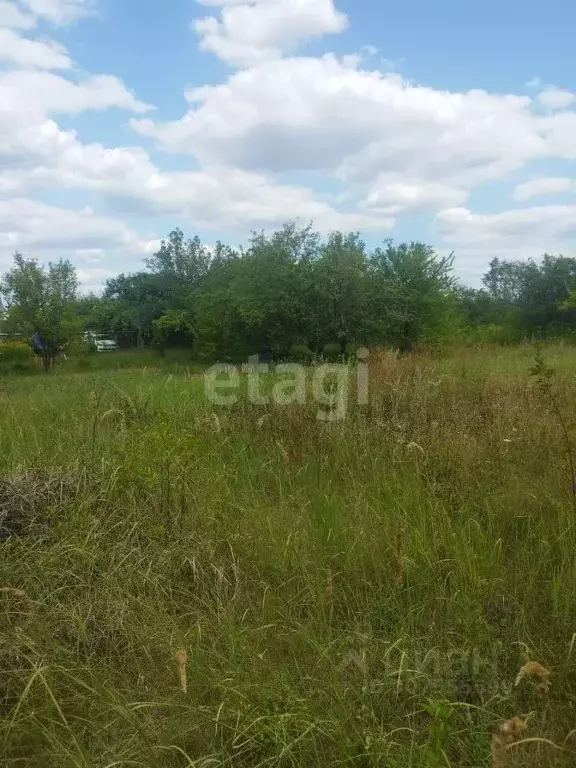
xmin=3 ymin=222 xmax=576 ymax=363
xmin=1 ymin=253 xmax=79 ymax=370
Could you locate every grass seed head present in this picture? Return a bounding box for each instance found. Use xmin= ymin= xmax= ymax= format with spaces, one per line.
xmin=491 ymin=716 xmax=526 ymax=767
xmin=515 ymin=660 xmax=551 ymax=692
xmin=175 ymin=649 xmax=188 ymax=694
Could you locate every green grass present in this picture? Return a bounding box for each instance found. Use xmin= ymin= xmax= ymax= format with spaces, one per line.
xmin=0 ymin=347 xmax=204 ymax=379
xmin=2 ymin=345 xmax=576 ymax=766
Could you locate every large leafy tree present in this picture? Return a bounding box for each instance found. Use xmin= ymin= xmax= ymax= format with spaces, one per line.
xmin=1 ymin=252 xmax=79 ymax=371
xmin=370 ymin=241 xmax=460 ymax=350
xmin=306 ymin=231 xmax=376 ymax=352
xmin=146 ymin=228 xmax=212 ymax=284
xmin=193 ymin=224 xmax=317 ymax=360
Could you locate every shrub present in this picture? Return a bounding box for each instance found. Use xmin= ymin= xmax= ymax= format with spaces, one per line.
xmin=289 ymin=344 xmax=314 ymax=362
xmin=0 ymin=341 xmax=34 ymax=374
xmin=0 ymin=341 xmax=31 ymax=364
xmin=322 ymin=343 xmax=342 ymax=361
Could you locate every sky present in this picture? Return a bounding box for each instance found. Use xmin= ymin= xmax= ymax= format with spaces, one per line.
xmin=1 ymin=0 xmax=575 ymax=291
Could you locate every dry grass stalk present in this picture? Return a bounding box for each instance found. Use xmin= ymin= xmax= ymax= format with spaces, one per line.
xmin=175 ymin=649 xmax=188 ymax=694
xmin=491 ymin=716 xmax=526 ymax=767
xmin=275 ymin=440 xmax=290 ymax=464
xmin=325 ymin=568 xmax=334 ymax=604
xmin=515 ymin=660 xmax=551 ymax=692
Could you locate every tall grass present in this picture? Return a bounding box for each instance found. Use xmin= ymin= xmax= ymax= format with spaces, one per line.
xmin=1 ymin=346 xmax=576 ymax=766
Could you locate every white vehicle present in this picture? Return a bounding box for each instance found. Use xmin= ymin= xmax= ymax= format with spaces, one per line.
xmin=85 ymin=332 xmax=119 ymax=352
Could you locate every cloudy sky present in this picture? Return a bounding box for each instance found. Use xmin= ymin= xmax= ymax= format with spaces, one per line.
xmin=1 ymin=0 xmax=575 ymax=290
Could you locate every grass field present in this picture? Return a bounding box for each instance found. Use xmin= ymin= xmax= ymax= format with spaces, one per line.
xmin=2 ymin=344 xmax=576 ymax=766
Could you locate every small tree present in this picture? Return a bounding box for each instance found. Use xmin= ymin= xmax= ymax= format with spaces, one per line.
xmin=152 ymin=309 xmax=194 ymax=348
xmin=0 ymin=252 xmax=79 ymax=372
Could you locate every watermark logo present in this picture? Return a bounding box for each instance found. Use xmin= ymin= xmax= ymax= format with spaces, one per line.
xmin=338 ymin=644 xmax=507 ymax=697
xmin=204 ymin=348 xmax=370 ymax=421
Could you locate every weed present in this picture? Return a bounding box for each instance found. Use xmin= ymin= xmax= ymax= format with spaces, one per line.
xmin=0 ymin=345 xmax=575 ymax=765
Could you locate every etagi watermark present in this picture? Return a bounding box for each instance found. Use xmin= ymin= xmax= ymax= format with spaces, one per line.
xmin=204 ymin=348 xmax=370 ymax=421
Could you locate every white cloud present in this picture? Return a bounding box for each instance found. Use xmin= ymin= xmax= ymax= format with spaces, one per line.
xmin=526 ymin=78 xmax=575 ymax=111
xmin=0 ymin=0 xmax=92 ymax=29
xmin=0 ymin=0 xmax=35 ymax=27
xmin=131 ymin=50 xmax=576 ymax=228
xmin=20 ymin=0 xmax=93 ymax=25
xmin=0 ymin=198 xmax=160 ymax=288
xmin=436 ymin=204 xmax=576 ymax=283
xmin=0 ymin=198 xmax=139 ymax=251
xmin=74 ymin=247 xmax=105 ymax=263
xmin=132 ymin=55 xmax=549 ymax=192
xmin=526 ymin=77 xmax=543 ymax=90
xmin=0 ymin=27 xmax=72 ymax=68
xmin=0 ymin=70 xmax=151 ymax=128
xmin=361 ymin=178 xmax=468 ymax=215
xmin=437 ymin=204 xmax=576 ymax=246
xmin=513 ymin=177 xmax=573 ymax=201
xmin=193 ymin=0 xmax=347 ymax=67
xmin=538 ymin=112 xmax=576 ymax=159
xmin=0 ymin=130 xmax=388 ymax=232
xmin=0 ymin=56 xmax=377 ymax=236
xmin=537 ymin=86 xmax=576 ymax=111
xmin=2 ymin=0 xmax=576 ymax=287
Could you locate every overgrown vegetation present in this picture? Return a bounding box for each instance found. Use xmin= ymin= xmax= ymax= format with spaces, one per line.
xmin=2 ymin=225 xmax=576 ymax=764
xmin=6 ymin=223 xmax=576 ymax=366
xmin=0 ymin=253 xmax=79 ymax=371
xmin=1 ymin=345 xmax=576 ymax=766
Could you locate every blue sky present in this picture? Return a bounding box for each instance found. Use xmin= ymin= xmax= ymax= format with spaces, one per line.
xmin=1 ymin=0 xmax=575 ymax=290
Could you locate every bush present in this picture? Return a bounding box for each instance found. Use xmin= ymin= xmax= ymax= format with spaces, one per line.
xmin=464 ymin=324 xmax=524 ymax=346
xmin=0 ymin=341 xmax=35 ymax=374
xmin=0 ymin=341 xmax=31 ymax=364
xmin=322 ymin=343 xmax=342 ymax=361
xmin=289 ymin=344 xmax=314 ymax=362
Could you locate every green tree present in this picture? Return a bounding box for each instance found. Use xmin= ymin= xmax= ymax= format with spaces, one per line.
xmin=193 ymin=224 xmax=317 ymax=360
xmin=371 ymin=241 xmax=459 ymax=350
xmin=0 ymin=252 xmax=79 ymax=371
xmin=152 ymin=309 xmax=194 ymax=348
xmin=307 ymin=231 xmax=375 ymax=352
xmin=483 ymin=255 xmax=576 ymax=336
xmin=104 ymin=272 xmax=168 ymax=347
xmin=145 ymin=228 xmax=211 ymax=284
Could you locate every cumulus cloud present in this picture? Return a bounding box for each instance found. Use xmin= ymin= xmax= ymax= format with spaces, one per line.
xmin=0 ymin=198 xmax=161 ymax=287
xmin=436 ymin=204 xmax=576 ymax=246
xmin=360 ymin=178 xmax=468 ymax=215
xmin=193 ymin=0 xmax=347 ymax=67
xmin=20 ymin=0 xmax=94 ymax=25
xmin=0 ymin=128 xmax=388 ymax=232
xmin=513 ymin=177 xmax=573 ymax=201
xmin=435 ymin=204 xmax=576 ymax=284
xmin=3 ymin=0 xmax=576 ymax=286
xmin=0 ymin=1 xmax=91 ymax=71
xmin=537 ymin=86 xmax=576 ymax=111
xmin=132 ymin=55 xmax=550 ymax=193
xmin=0 ymin=0 xmax=35 ymax=27
xmin=0 ymin=57 xmax=382 ymax=238
xmin=0 ymin=198 xmax=140 ymax=251
xmin=0 ymin=0 xmax=92 ymax=29
xmin=1 ymin=69 xmax=151 ymax=118
xmin=0 ymin=27 xmax=72 ymax=68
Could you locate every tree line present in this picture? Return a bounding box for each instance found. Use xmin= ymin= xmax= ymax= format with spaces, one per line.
xmin=2 ymin=222 xmax=576 ymax=366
